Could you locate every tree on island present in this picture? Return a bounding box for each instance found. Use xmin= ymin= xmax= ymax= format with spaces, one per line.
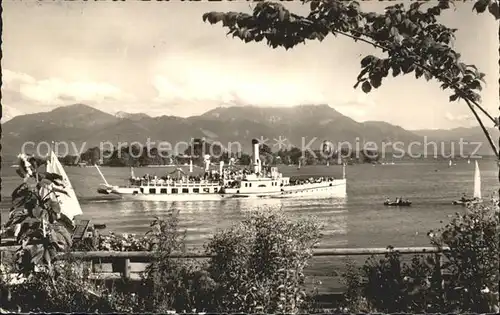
xmin=202 ymin=0 xmax=499 ymax=193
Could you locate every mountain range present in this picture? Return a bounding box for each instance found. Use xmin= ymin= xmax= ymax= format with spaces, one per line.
xmin=1 ymin=104 xmax=498 ymax=160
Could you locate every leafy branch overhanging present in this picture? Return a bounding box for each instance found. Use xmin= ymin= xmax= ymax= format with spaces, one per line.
xmin=202 ymin=0 xmax=499 ymax=157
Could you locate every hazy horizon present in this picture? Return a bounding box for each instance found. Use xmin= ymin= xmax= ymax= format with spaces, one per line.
xmin=2 ymin=0 xmax=498 ymax=129
xmin=2 ymin=102 xmax=499 ymax=132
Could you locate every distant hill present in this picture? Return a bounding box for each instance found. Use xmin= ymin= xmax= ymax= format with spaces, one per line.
xmin=2 ymin=103 xmax=496 ymax=160
xmin=412 ymin=127 xmax=499 ymax=156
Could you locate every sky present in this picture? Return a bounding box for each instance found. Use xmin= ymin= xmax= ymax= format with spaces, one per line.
xmin=1 ymin=0 xmax=498 ymax=130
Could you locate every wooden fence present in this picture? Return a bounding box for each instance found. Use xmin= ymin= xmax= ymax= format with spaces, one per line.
xmin=33 ymin=246 xmax=450 ymax=280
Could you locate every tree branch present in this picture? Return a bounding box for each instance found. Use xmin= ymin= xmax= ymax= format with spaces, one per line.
xmin=333 ymin=28 xmax=497 ymax=125
xmin=463 ymin=98 xmax=499 ymax=158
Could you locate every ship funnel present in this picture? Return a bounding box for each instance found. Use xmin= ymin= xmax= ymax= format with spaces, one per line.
xmin=204 ymin=154 xmax=211 ymax=172
xmin=252 ymin=139 xmax=260 ymax=173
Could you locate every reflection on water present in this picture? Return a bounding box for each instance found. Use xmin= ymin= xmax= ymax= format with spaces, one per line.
xmin=82 ymin=197 xmax=348 ymax=248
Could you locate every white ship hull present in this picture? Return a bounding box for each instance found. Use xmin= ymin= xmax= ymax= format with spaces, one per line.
xmin=119 ymin=192 xmax=224 ymax=201
xmin=101 ymin=179 xmax=346 ymax=201
xmin=100 ymin=184 xmax=224 ymax=201
xmin=222 ymin=179 xmax=346 ymax=199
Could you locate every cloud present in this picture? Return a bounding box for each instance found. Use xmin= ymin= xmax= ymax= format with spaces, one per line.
xmin=2 ymin=69 xmax=136 ymax=114
xmin=445 ymin=112 xmax=474 ymax=122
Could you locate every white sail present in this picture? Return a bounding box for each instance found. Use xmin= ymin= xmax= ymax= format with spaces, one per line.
xmin=47 ymin=149 xmax=83 ymax=221
xmin=473 ymin=160 xmax=481 ymax=199
xmin=130 ymin=166 xmax=135 ymax=179
xmin=449 ymin=160 xmax=452 ymax=167
xmin=189 ymin=160 xmax=193 ymax=173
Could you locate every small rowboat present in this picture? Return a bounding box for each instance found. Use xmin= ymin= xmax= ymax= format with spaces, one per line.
xmin=384 ymin=201 xmax=412 ymax=207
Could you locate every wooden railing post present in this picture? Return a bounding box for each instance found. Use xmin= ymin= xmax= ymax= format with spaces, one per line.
xmin=123 ymin=258 xmax=130 ymax=280
xmin=434 ymin=252 xmax=444 ymax=301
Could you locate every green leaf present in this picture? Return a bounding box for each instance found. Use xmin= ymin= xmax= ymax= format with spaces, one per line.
xmin=438 ymin=0 xmax=451 ymax=9
xmin=410 ymin=2 xmax=423 ymax=10
xmin=392 ymin=65 xmax=401 ymax=77
xmin=44 ymin=172 xmax=63 ymax=183
xmin=488 ymin=1 xmax=499 ymax=19
xmin=469 ymin=80 xmax=482 ymax=91
xmin=28 ymin=156 xmax=46 ymax=169
xmin=278 ymin=7 xmax=289 ymax=22
xmin=449 ymin=94 xmax=459 ymax=102
xmin=370 ymin=76 xmax=382 ymax=88
xmin=15 ymin=168 xmax=27 ymax=179
xmin=415 ymin=67 xmax=424 ymax=79
xmin=5 ymin=208 xmax=28 ymax=227
xmin=360 ymin=55 xmax=376 ymax=67
xmin=204 ymin=12 xmax=225 ymax=24
xmin=385 ymin=16 xmax=391 ymax=26
xmin=12 ymin=183 xmax=29 ymax=200
xmin=424 ymin=70 xmax=432 ymax=81
xmin=49 ymin=224 xmax=73 ymax=250
xmin=361 ymin=81 xmax=372 ymax=93
xmin=53 ymin=186 xmax=70 ymax=197
xmin=473 ymin=0 xmax=490 ymax=13
xmin=310 ymin=0 xmax=320 ymax=11
xmin=29 ymin=244 xmax=45 ymax=265
xmin=401 ymin=62 xmax=415 ymax=74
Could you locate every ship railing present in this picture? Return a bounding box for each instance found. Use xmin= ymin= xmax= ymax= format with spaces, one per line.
xmin=138 ymin=181 xmax=221 ymax=187
xmin=0 ymin=246 xmax=451 ymax=284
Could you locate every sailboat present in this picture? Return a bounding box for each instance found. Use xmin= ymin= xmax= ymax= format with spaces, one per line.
xmin=46 ymin=148 xmax=83 ymax=221
xmin=46 ymin=148 xmax=106 ymax=235
xmin=297 ymin=160 xmax=301 ymax=170
xmin=449 ymin=160 xmax=452 ymax=167
xmin=452 ymin=160 xmax=482 ymax=205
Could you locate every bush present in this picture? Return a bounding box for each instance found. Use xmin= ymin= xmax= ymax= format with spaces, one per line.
xmin=430 ymin=201 xmax=499 ymax=312
xmin=1 ymin=259 xmax=119 ymax=312
xmin=344 ymin=201 xmax=499 ymax=313
xmin=205 ymin=209 xmax=322 ymax=313
xmin=129 ymin=214 xmax=217 ymax=313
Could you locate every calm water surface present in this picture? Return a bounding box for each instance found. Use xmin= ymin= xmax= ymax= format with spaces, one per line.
xmin=2 ymin=160 xmax=497 ymax=250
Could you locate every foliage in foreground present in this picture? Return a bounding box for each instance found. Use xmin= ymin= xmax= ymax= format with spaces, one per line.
xmin=205 ymin=210 xmax=322 ymax=313
xmin=2 ymin=209 xmax=322 ymax=313
xmin=342 ymin=201 xmax=499 ymax=313
xmin=2 ymin=154 xmax=75 ymax=275
xmin=2 ymin=203 xmax=499 ymax=313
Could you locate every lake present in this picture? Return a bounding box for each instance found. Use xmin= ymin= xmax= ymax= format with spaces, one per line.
xmin=1 ymin=159 xmax=497 ymax=250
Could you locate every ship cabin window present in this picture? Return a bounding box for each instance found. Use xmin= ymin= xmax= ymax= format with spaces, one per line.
xmin=244 ymin=183 xmax=248 ymax=187
xmin=160 ymin=188 xmax=167 ymax=194
xmin=258 ymin=184 xmax=266 ymax=187
xmin=203 ymin=188 xmax=210 ymax=193
xmin=249 ymin=183 xmax=252 ymax=187
xmin=140 ymin=188 xmax=144 ymax=193
xmin=182 ymin=188 xmax=189 ymax=193
xmin=193 ymin=188 xmax=200 ymax=193
xmin=149 ymin=188 xmax=156 ymax=194
xmin=172 ymin=188 xmax=178 ymax=194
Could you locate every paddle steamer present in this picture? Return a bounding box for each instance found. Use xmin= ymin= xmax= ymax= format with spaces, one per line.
xmin=96 ymin=139 xmax=347 ymax=200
